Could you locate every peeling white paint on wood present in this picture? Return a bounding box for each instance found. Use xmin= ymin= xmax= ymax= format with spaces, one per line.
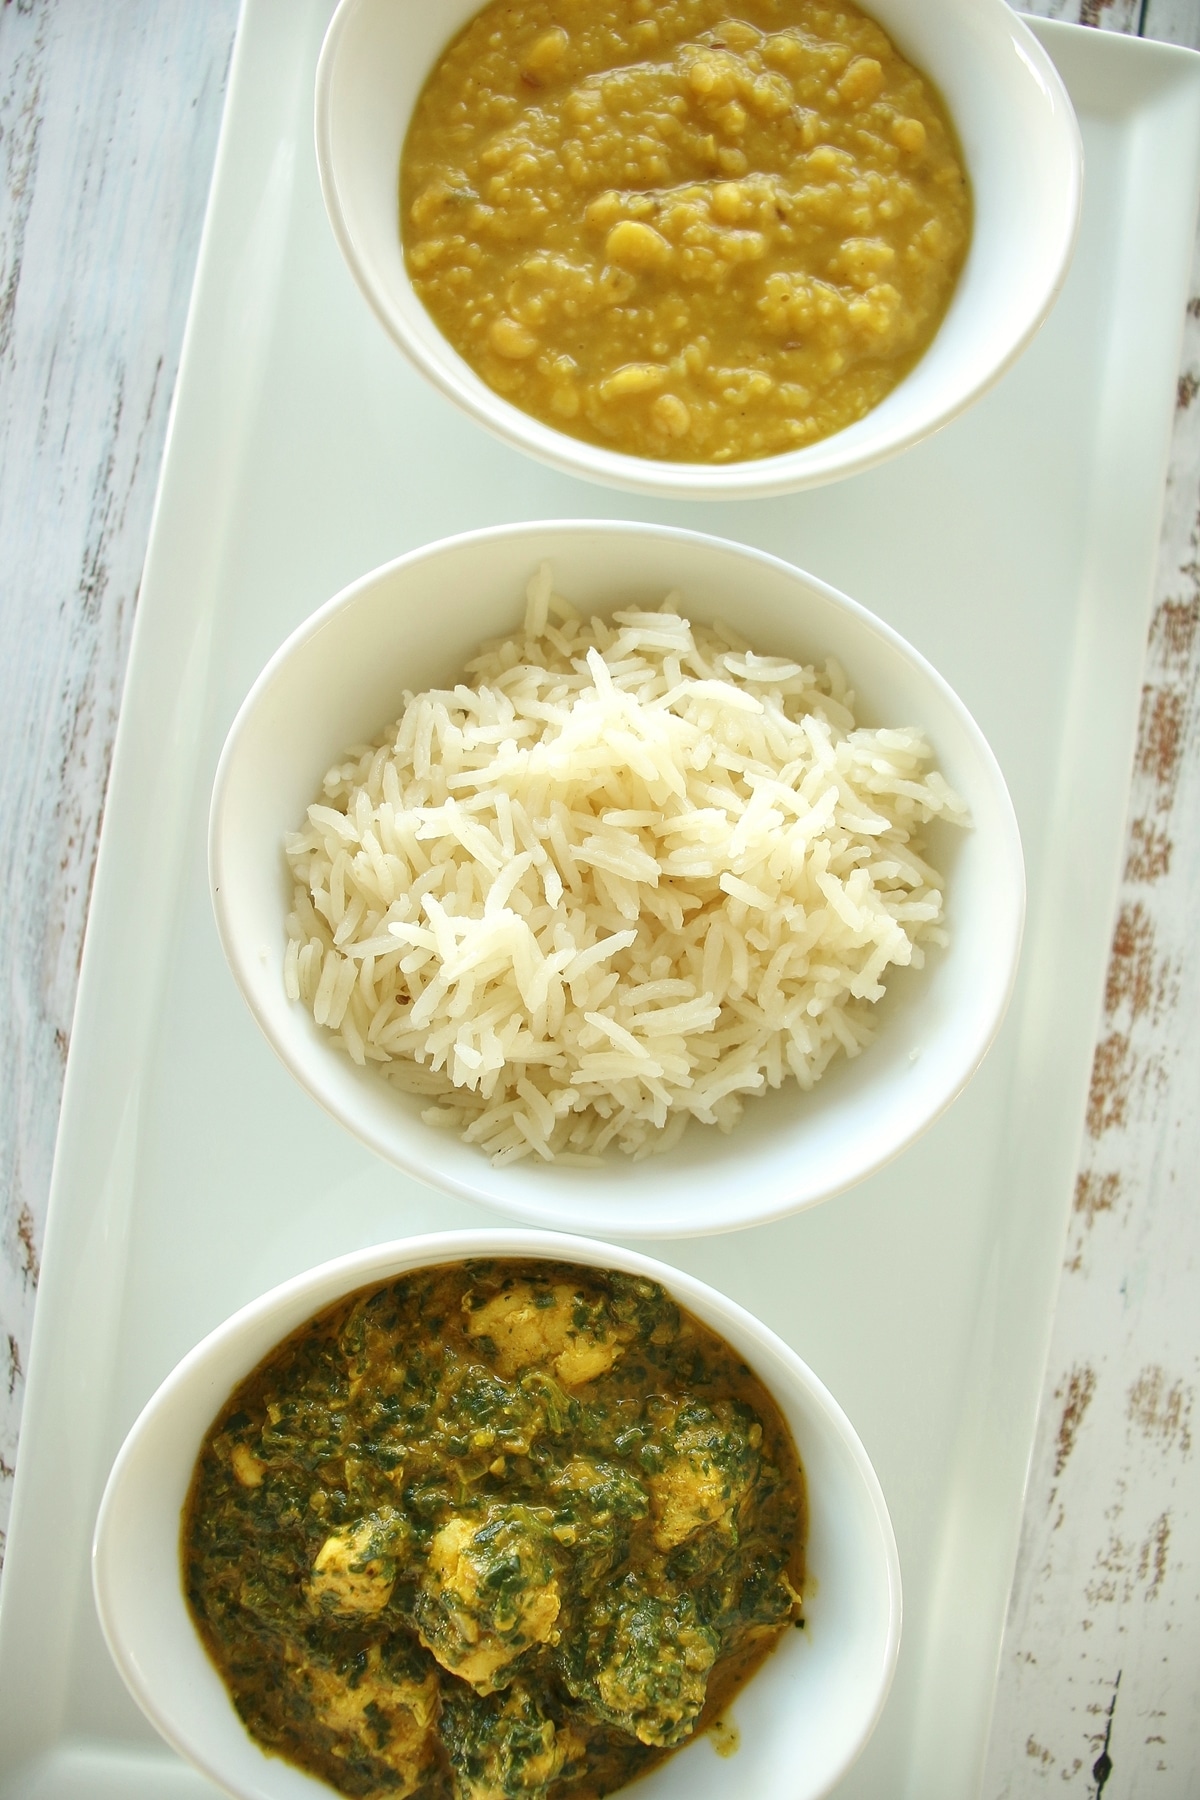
xmin=984 ymin=6 xmax=1200 ymax=1796
xmin=984 ymin=259 xmax=1200 ymax=1798
xmin=1 ymin=1 xmax=1199 ymax=1794
xmin=1021 ymin=0 xmax=1143 ymax=27
xmin=0 ymin=0 xmax=238 ymax=1559
xmin=1142 ymin=1 xmax=1200 ymax=47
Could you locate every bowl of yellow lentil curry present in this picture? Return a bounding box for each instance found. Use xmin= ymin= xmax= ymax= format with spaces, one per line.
xmin=94 ymin=1231 xmax=901 ymax=1800
xmin=315 ymin=0 xmax=1081 ymax=498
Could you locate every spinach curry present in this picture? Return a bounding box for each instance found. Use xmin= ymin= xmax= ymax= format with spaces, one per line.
xmin=184 ymin=1260 xmax=806 ymax=1799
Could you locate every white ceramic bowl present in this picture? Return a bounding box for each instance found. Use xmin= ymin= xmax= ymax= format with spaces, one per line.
xmin=93 ymin=1230 xmax=901 ymax=1800
xmin=210 ymin=521 xmax=1023 ymax=1235
xmin=314 ymin=0 xmax=1081 ymax=501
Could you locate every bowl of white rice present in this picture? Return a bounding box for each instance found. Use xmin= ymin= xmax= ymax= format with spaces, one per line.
xmin=209 ymin=520 xmax=1023 ymax=1236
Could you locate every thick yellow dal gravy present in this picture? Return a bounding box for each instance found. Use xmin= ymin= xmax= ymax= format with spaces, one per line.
xmin=401 ymin=0 xmax=970 ymax=464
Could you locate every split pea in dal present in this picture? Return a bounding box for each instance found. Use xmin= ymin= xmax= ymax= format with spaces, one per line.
xmin=400 ymin=0 xmax=970 ymax=464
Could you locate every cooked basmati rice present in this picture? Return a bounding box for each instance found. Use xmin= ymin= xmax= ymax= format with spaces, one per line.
xmin=284 ymin=566 xmax=968 ymax=1165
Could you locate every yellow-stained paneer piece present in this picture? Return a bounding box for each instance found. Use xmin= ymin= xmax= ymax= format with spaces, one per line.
xmin=229 ymin=1442 xmax=266 ymax=1488
xmin=650 ymin=1456 xmax=742 ymax=1550
xmin=648 ymin=1412 xmax=757 ymax=1550
xmin=401 ymin=0 xmax=969 ymax=464
xmin=289 ymin=1648 xmax=439 ymax=1797
xmin=444 ymin=1684 xmax=583 ymax=1800
xmin=419 ymin=1508 xmax=562 ymax=1694
xmin=464 ymin=1281 xmax=629 ymax=1387
xmin=307 ymin=1509 xmax=406 ymax=1616
xmin=594 ymin=1616 xmax=715 ymax=1747
xmin=552 ymin=1456 xmax=650 ymax=1524
xmin=567 ymin=1587 xmax=719 ymax=1749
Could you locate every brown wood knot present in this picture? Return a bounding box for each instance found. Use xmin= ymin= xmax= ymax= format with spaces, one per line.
xmin=1073 ymin=1170 xmax=1120 ymax=1225
xmin=5 ymin=1334 xmax=23 ymax=1400
xmin=1065 ymin=1172 xmax=1122 ymax=1270
xmin=1054 ymin=1363 xmax=1097 ymax=1478
xmin=1124 ymin=816 xmax=1172 ymax=884
xmin=1136 ymin=1512 xmax=1171 ymax=1600
xmin=15 ymin=1204 xmax=40 ymax=1289
xmin=1135 ymin=683 xmax=1186 ymax=799
xmin=1086 ymin=1032 xmax=1133 ymax=1139
xmin=1127 ymin=1365 xmax=1194 ymax=1456
xmin=1104 ymin=901 xmax=1159 ymax=1024
xmin=1150 ymin=594 xmax=1200 ymax=669
xmin=1092 ymin=1671 xmax=1120 ymax=1798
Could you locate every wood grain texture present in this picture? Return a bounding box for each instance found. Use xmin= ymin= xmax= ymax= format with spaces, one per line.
xmin=985 ymin=6 xmax=1200 ymax=1797
xmin=983 ymin=248 xmax=1200 ymax=1800
xmin=0 ymin=0 xmax=238 ymax=1564
xmin=1142 ymin=1 xmax=1200 ymax=46
xmin=1020 ymin=0 xmax=1142 ymax=28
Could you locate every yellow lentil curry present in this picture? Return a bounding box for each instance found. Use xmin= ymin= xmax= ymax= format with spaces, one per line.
xmin=401 ymin=0 xmax=970 ymax=464
xmin=185 ymin=1260 xmax=806 ymax=1799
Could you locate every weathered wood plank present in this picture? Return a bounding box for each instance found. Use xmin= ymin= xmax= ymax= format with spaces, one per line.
xmin=984 ymin=227 xmax=1200 ymax=1794
xmin=985 ymin=8 xmax=1200 ymax=1787
xmin=1143 ymin=1 xmax=1200 ymax=49
xmin=0 ymin=0 xmax=238 ymax=1565
xmin=1022 ymin=0 xmax=1200 ymax=48
xmin=1020 ymin=0 xmax=1142 ymax=30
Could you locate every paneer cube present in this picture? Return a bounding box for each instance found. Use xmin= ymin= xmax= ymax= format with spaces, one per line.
xmin=417 ymin=1507 xmax=561 ymax=1694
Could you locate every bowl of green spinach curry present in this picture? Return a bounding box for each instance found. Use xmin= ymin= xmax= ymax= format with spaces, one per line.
xmin=94 ymin=1231 xmax=900 ymax=1800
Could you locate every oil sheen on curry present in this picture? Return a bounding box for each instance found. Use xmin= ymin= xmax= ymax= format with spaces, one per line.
xmin=184 ymin=1260 xmax=806 ymax=1798
xmin=401 ymin=0 xmax=970 ymax=463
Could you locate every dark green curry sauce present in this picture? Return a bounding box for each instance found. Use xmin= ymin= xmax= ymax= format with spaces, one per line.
xmin=184 ymin=1260 xmax=805 ymax=1800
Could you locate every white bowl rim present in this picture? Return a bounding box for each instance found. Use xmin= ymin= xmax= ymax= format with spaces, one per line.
xmin=92 ymin=1227 xmax=903 ymax=1800
xmin=208 ymin=517 xmax=1025 ymax=1236
xmin=313 ymin=0 xmax=1084 ymax=501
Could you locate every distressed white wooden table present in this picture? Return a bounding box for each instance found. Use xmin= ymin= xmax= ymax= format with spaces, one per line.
xmin=1 ymin=1 xmax=1197 ymax=1794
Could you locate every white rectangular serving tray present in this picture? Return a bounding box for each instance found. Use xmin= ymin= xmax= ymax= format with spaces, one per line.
xmin=1 ymin=9 xmax=1198 ymax=1797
